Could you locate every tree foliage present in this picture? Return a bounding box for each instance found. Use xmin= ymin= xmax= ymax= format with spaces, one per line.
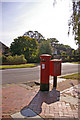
xmin=47 ymin=38 xmax=59 ymax=47
xmin=23 ymin=30 xmax=44 ymax=43
xmin=38 ymin=40 xmax=53 ymax=55
xmin=55 ymin=44 xmax=71 ymax=51
xmin=10 ymin=36 xmax=38 ymax=62
xmin=9 ymin=28 xmax=79 ymax=63
xmin=53 ymin=0 xmax=80 ymax=45
xmin=68 ymin=0 xmax=80 ymax=45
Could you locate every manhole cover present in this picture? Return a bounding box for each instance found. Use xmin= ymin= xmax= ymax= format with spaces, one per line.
xmin=21 ymin=108 xmax=37 ymax=117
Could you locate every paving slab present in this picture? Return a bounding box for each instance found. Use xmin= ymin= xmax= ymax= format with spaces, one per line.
xmin=11 ymin=108 xmax=43 ymax=120
xmin=60 ymin=93 xmax=78 ymax=105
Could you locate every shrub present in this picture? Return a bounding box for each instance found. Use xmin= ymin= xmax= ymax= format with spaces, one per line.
xmin=2 ymin=55 xmax=8 ymax=64
xmin=17 ymin=55 xmax=27 ymax=64
xmin=7 ymin=56 xmax=13 ymax=64
xmin=66 ymin=56 xmax=70 ymax=61
xmin=71 ymin=57 xmax=74 ymax=61
xmin=5 ymin=55 xmax=27 ymax=65
xmin=0 ymin=54 xmax=2 ymax=65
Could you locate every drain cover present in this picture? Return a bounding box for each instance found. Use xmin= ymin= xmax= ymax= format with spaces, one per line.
xmin=21 ymin=108 xmax=37 ymax=117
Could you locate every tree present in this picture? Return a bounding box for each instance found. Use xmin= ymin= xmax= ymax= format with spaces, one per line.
xmin=10 ymin=36 xmax=38 ymax=62
xmin=53 ymin=0 xmax=80 ymax=45
xmin=47 ymin=38 xmax=59 ymax=47
xmin=68 ymin=1 xmax=80 ymax=45
xmin=55 ymin=43 xmax=71 ymax=51
xmin=23 ymin=30 xmax=44 ymax=43
xmin=38 ymin=40 xmax=53 ymax=55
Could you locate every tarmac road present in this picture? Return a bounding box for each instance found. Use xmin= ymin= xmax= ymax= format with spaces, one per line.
xmin=2 ymin=63 xmax=79 ymax=84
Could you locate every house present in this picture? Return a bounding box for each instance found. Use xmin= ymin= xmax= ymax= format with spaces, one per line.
xmin=53 ymin=48 xmax=57 ymax=55
xmin=0 ymin=41 xmax=10 ymax=56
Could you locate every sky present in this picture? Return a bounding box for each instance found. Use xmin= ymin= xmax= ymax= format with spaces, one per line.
xmin=0 ymin=0 xmax=78 ymax=49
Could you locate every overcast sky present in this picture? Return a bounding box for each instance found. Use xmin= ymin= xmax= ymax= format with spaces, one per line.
xmin=0 ymin=0 xmax=78 ymax=49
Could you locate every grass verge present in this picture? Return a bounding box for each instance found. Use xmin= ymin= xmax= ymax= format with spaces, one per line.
xmin=70 ymin=62 xmax=80 ymax=64
xmin=60 ymin=73 xmax=80 ymax=80
xmin=0 ymin=64 xmax=37 ymax=69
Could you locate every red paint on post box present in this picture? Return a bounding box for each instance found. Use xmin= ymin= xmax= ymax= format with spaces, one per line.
xmin=40 ymin=54 xmax=51 ymax=84
xmin=50 ymin=59 xmax=61 ymax=76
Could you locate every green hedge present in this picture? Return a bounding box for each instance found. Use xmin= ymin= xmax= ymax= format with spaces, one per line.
xmin=2 ymin=55 xmax=27 ymax=65
xmin=52 ymin=55 xmax=80 ymax=62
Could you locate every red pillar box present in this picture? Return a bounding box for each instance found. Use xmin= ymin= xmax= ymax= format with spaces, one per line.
xmin=50 ymin=59 xmax=62 ymax=76
xmin=40 ymin=54 xmax=51 ymax=91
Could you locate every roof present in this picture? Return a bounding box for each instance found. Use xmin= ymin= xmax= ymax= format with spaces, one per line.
xmin=0 ymin=41 xmax=9 ymax=49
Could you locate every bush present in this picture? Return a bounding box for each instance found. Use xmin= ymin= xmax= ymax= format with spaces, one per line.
xmin=2 ymin=55 xmax=8 ymax=64
xmin=29 ymin=54 xmax=40 ymax=63
xmin=7 ymin=56 xmax=13 ymax=64
xmin=2 ymin=55 xmax=27 ymax=65
xmin=0 ymin=57 xmax=1 ymax=64
xmin=17 ymin=55 xmax=27 ymax=64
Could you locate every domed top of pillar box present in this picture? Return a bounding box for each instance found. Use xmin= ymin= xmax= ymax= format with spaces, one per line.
xmin=50 ymin=59 xmax=62 ymax=62
xmin=40 ymin=54 xmax=51 ymax=61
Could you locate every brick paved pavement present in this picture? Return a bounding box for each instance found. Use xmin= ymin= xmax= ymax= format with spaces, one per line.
xmin=2 ymin=78 xmax=80 ymax=119
xmin=2 ymin=84 xmax=39 ymax=119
